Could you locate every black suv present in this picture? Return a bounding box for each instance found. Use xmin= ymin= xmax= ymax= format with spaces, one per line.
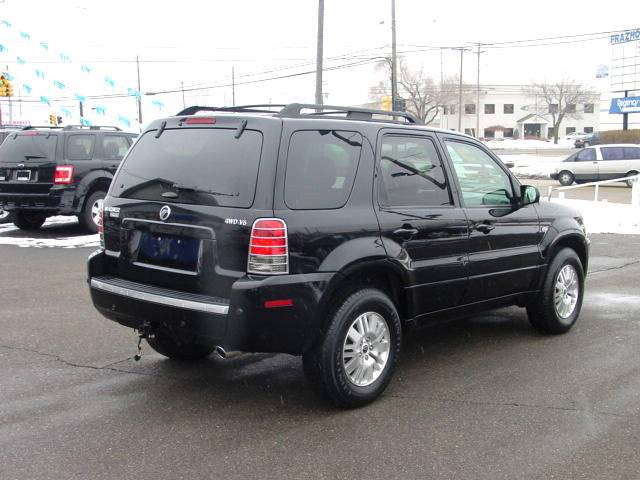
xmin=88 ymin=104 xmax=589 ymax=407
xmin=0 ymin=125 xmax=137 ymax=232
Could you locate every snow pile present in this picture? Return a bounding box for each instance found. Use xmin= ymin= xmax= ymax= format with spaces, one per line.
xmin=0 ymin=216 xmax=99 ymax=248
xmin=547 ymin=198 xmax=640 ymax=234
xmin=485 ymin=138 xmax=572 ymax=150
xmin=500 ymin=154 xmax=565 ymax=179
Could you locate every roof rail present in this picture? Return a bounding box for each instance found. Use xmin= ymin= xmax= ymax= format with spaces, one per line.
xmin=277 ymin=103 xmax=421 ymax=124
xmin=61 ymin=125 xmax=122 ymax=131
xmin=176 ymin=103 xmax=421 ymax=125
xmin=21 ymin=125 xmax=65 ymax=130
xmin=176 ymin=105 xmax=288 ymax=116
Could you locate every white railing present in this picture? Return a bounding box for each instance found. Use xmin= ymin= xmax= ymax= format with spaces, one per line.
xmin=547 ymin=174 xmax=640 ymax=205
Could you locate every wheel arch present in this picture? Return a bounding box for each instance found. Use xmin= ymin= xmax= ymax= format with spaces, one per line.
xmin=75 ymin=173 xmax=113 ymax=214
xmin=546 ymin=232 xmax=589 ymax=275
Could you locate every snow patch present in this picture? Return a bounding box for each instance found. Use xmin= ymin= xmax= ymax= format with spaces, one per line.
xmin=547 ymin=198 xmax=640 ymax=234
xmin=499 ymin=154 xmax=565 ymax=179
xmin=485 ymin=139 xmax=572 ymax=150
xmin=0 ymin=216 xmax=99 ymax=248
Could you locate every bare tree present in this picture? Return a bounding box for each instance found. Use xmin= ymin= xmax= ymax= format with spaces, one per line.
xmin=526 ymin=80 xmax=597 ymax=144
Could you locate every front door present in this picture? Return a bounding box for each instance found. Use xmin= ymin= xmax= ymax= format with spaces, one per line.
xmin=375 ymin=131 xmax=469 ymax=316
xmin=441 ymin=137 xmax=542 ymax=304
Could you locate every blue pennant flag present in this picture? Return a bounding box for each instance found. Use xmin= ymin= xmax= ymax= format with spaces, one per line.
xmin=16 ymin=56 xmax=26 ymax=65
xmin=118 ymin=116 xmax=131 ymax=128
xmin=1 ymin=20 xmax=12 ymax=28
xmin=95 ymin=105 xmax=107 ymax=116
xmin=19 ymin=31 xmax=30 ymax=40
xmin=40 ymin=96 xmax=51 ymax=106
xmin=2 ymin=71 xmax=14 ymax=81
xmin=60 ymin=107 xmax=72 ymax=117
xmin=127 ymin=88 xmax=141 ymax=98
xmin=35 ymin=69 xmax=45 ymax=79
xmin=59 ymin=53 xmax=71 ymax=63
xmin=74 ymin=93 xmax=87 ymax=103
xmin=0 ymin=44 xmax=6 ymax=52
xmin=81 ymin=65 xmax=92 ymax=74
xmin=151 ymin=99 xmax=165 ymax=110
xmin=104 ymin=76 xmax=115 ymax=88
xmin=80 ymin=118 xmax=92 ymax=126
xmin=22 ymin=84 xmax=32 ymax=94
xmin=53 ymin=80 xmax=66 ymax=90
xmin=40 ymin=41 xmax=48 ymax=51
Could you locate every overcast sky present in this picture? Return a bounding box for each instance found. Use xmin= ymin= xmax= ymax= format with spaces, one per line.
xmin=0 ymin=0 xmax=637 ymax=127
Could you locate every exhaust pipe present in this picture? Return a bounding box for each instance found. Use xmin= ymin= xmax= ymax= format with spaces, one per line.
xmin=214 ymin=345 xmax=227 ymax=359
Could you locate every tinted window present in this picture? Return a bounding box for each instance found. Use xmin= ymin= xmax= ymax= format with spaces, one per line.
xmin=484 ymin=104 xmax=495 ymax=114
xmin=576 ymin=148 xmax=596 ymax=161
xmin=446 ymin=141 xmax=513 ymax=206
xmin=623 ymin=147 xmax=640 ymax=160
xmin=102 ymin=135 xmax=131 ymax=160
xmin=113 ymin=128 xmax=263 ymax=208
xmin=379 ymin=136 xmax=451 ymax=207
xmin=67 ymin=134 xmax=95 ymax=160
xmin=0 ymin=133 xmax=58 ymax=163
xmin=601 ymin=147 xmax=625 ymax=161
xmin=284 ymin=130 xmax=362 ymax=210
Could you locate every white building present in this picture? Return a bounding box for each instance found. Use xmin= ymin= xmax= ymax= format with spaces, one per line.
xmin=438 ymin=85 xmax=601 ymax=139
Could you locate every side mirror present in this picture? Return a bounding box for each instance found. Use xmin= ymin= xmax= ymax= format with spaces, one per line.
xmin=520 ymin=185 xmax=540 ymax=206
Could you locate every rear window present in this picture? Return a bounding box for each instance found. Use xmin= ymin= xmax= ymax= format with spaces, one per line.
xmin=112 ymin=128 xmax=263 ymax=208
xmin=623 ymin=147 xmax=640 ymax=160
xmin=284 ymin=130 xmax=362 ymax=210
xmin=0 ymin=133 xmax=58 ymax=163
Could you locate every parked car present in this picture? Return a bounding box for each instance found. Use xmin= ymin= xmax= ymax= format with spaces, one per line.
xmin=574 ymin=132 xmax=600 ymax=148
xmin=0 ymin=125 xmax=137 ymax=232
xmin=565 ymin=131 xmax=591 ymax=142
xmin=551 ymin=144 xmax=640 ymax=186
xmin=88 ymin=103 xmax=589 ymax=407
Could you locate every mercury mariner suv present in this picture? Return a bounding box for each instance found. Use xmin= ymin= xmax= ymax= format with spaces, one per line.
xmin=88 ymin=104 xmax=589 ymax=408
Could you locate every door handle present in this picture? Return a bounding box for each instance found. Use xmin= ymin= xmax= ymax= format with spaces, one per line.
xmin=474 ymin=223 xmax=495 ymax=234
xmin=393 ymin=227 xmax=419 ymax=239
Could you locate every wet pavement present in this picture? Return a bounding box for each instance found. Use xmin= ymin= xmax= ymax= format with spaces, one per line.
xmin=1 ymin=233 xmax=639 ymax=479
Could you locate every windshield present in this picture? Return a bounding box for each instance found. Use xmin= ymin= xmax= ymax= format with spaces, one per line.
xmin=112 ymin=128 xmax=263 ymax=208
xmin=0 ymin=133 xmax=58 ymax=163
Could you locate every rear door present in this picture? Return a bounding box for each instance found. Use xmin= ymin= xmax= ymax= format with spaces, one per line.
xmin=101 ymin=116 xmax=280 ymax=300
xmin=599 ymin=146 xmax=626 ymax=180
xmin=64 ymin=132 xmax=100 ymax=183
xmin=571 ymin=147 xmax=598 ymax=181
xmin=375 ymin=129 xmax=469 ymax=315
xmin=0 ymin=131 xmax=59 ymax=195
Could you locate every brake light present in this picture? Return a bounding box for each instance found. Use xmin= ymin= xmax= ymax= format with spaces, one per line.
xmin=184 ymin=117 xmax=216 ymax=124
xmin=248 ymin=218 xmax=288 ymax=275
xmin=54 ymin=165 xmax=74 ymax=184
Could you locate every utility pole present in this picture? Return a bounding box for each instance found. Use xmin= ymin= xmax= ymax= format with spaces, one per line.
xmin=315 ymin=0 xmax=324 ymax=106
xmin=391 ymin=0 xmax=398 ymax=110
xmin=475 ymin=43 xmax=484 ymax=139
xmin=440 ymin=48 xmax=444 ymax=86
xmin=456 ymin=48 xmax=465 ymax=132
xmin=79 ymin=101 xmax=84 ymax=122
xmin=181 ymin=81 xmax=185 ymax=109
xmin=623 ymin=90 xmax=629 ymax=131
xmin=136 ymin=56 xmax=142 ymax=126
xmin=232 ymin=67 xmax=236 ymax=107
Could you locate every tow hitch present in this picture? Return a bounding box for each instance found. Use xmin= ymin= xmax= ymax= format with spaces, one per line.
xmin=134 ymin=322 xmax=155 ymax=361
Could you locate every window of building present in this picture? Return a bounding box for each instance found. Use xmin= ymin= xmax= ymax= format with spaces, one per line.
xmin=584 ymin=103 xmax=594 ymax=114
xmin=547 ymin=127 xmax=555 ymax=138
xmin=67 ymin=134 xmax=96 ymax=160
xmin=102 ymin=135 xmax=131 ymax=160
xmin=285 ymin=130 xmax=362 ymax=210
xmin=503 ymin=128 xmax=514 ymax=138
xmin=442 ymin=105 xmax=448 ymax=115
xmin=445 ymin=141 xmax=513 ymax=206
xmin=584 ymin=127 xmax=594 ymax=133
xmin=484 ymin=104 xmax=495 ymax=114
xmin=566 ymin=127 xmax=576 ymax=135
xmin=464 ymin=128 xmax=476 ymax=137
xmin=549 ymin=104 xmax=558 ymax=114
xmin=503 ymin=104 xmax=514 ymax=114
xmin=566 ymin=104 xmax=576 ymax=113
xmin=378 ymin=135 xmax=452 ymax=207
xmin=449 ymin=104 xmax=456 ymax=115
xmin=483 ymin=129 xmax=495 ymax=139
xmin=465 ymin=103 xmax=476 ymax=114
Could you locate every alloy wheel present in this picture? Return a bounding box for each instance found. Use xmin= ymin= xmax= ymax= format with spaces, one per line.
xmin=342 ymin=311 xmax=390 ymax=387
xmin=554 ymin=264 xmax=579 ymax=320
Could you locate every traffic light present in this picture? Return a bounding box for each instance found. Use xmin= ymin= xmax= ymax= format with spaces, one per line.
xmin=393 ymin=98 xmax=406 ymax=112
xmin=0 ymin=75 xmax=14 ymax=97
xmin=49 ymin=114 xmax=58 ymax=126
xmin=57 ymin=116 xmax=63 ymax=125
xmin=381 ymin=95 xmax=392 ymax=111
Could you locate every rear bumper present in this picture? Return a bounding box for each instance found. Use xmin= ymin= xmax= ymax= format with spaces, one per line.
xmin=0 ymin=187 xmax=77 ymax=214
xmin=87 ymin=250 xmax=336 ymax=355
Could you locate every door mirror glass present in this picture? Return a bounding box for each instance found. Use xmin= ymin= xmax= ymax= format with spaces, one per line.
xmin=520 ymin=185 xmax=539 ymax=205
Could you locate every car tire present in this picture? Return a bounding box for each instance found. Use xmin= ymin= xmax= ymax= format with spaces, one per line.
xmin=625 ymin=171 xmax=638 ymax=188
xmin=527 ymin=248 xmax=584 ymax=335
xmin=302 ymin=288 xmax=402 ymax=408
xmin=583 ymin=141 xmax=590 ymax=147
xmin=146 ymin=328 xmax=215 ymax=362
xmin=0 ymin=208 xmax=13 ymax=224
xmin=13 ymin=211 xmax=47 ymax=230
xmin=79 ymin=190 xmax=106 ymax=233
xmin=558 ymin=170 xmax=575 ymax=186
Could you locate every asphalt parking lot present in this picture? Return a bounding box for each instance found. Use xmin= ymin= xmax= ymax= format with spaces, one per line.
xmin=1 ymin=221 xmax=639 ymax=480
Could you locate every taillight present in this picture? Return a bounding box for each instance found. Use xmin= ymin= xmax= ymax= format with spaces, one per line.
xmin=54 ymin=165 xmax=74 ymax=184
xmin=248 ymin=218 xmax=288 ymax=275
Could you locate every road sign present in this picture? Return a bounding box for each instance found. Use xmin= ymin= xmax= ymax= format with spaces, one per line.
xmin=609 ymin=96 xmax=640 ymax=114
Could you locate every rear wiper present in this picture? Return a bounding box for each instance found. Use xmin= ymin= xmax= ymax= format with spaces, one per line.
xmin=24 ymin=155 xmax=46 ymax=159
xmin=169 ymin=183 xmax=239 ymax=197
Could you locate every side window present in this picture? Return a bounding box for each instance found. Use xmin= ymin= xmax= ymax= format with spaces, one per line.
xmin=102 ymin=135 xmax=131 ymax=160
xmin=379 ymin=135 xmax=451 ymax=207
xmin=601 ymin=147 xmax=625 ymax=161
xmin=67 ymin=134 xmax=96 ymax=160
xmin=576 ymin=148 xmax=596 ymax=161
xmin=284 ymin=130 xmax=362 ymax=210
xmin=623 ymin=147 xmax=640 ymax=160
xmin=445 ymin=140 xmax=513 ymax=207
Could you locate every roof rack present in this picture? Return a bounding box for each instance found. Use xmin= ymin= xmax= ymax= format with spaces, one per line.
xmin=21 ymin=125 xmax=65 ymax=130
xmin=175 ymin=103 xmax=421 ymax=125
xmin=20 ymin=125 xmax=122 ymax=131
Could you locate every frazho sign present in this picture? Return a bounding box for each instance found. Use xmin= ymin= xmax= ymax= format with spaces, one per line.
xmin=610 ymin=29 xmax=640 ymax=45
xmin=609 ymin=97 xmax=640 ymax=114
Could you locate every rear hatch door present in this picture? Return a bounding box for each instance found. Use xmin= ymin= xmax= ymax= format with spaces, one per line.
xmin=0 ymin=131 xmax=58 ymax=194
xmin=102 ymin=116 xmax=281 ymax=299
